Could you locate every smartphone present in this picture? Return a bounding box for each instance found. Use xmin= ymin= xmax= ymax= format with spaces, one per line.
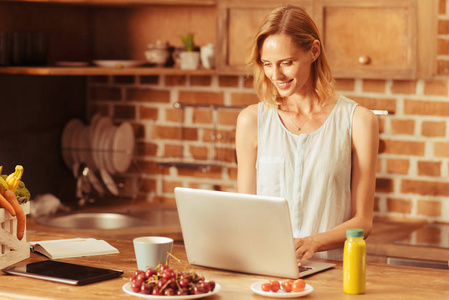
xmin=2 ymin=260 xmax=124 ymax=285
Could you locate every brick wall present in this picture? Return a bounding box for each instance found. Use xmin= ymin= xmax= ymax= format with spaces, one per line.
xmin=88 ymin=0 xmax=449 ymax=223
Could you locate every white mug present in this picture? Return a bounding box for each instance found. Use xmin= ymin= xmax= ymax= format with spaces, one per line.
xmin=133 ymin=236 xmax=173 ymax=271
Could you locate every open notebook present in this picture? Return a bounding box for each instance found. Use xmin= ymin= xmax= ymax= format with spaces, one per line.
xmin=29 ymin=238 xmax=119 ymax=259
xmin=175 ymin=187 xmax=335 ymax=278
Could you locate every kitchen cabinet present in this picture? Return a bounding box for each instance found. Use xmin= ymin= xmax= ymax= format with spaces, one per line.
xmin=314 ymin=0 xmax=438 ymax=79
xmin=217 ymin=0 xmax=314 ymax=75
xmin=0 ymin=0 xmax=217 ymax=75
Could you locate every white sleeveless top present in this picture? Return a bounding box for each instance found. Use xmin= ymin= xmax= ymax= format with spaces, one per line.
xmin=256 ymin=96 xmax=358 ymax=260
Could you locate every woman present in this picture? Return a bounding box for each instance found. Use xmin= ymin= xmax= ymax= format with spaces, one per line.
xmin=235 ymin=5 xmax=378 ymax=265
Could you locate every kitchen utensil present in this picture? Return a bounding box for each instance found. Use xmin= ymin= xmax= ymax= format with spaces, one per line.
xmin=92 ymin=60 xmax=146 ymax=68
xmin=250 ymin=282 xmax=313 ymax=298
xmin=133 ymin=236 xmax=173 ymax=271
xmin=122 ymin=282 xmax=221 ymax=299
xmin=112 ymin=121 xmax=134 ymax=173
xmin=145 ymin=40 xmax=170 ymax=66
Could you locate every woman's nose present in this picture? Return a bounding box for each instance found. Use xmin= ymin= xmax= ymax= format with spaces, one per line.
xmin=271 ymin=66 xmax=284 ymax=81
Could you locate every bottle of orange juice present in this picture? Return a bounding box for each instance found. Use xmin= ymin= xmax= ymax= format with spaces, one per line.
xmin=343 ymin=228 xmax=366 ymax=294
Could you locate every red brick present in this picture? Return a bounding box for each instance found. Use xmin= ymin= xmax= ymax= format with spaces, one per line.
xmin=136 ymin=142 xmax=158 ymax=156
xmin=401 ymin=180 xmax=449 ymax=196
xmin=164 ymin=144 xmax=183 ymax=158
xmin=362 ymin=79 xmax=386 ymax=93
xmin=189 ymin=145 xmax=209 ymax=160
xmin=178 ymin=91 xmax=224 ymax=106
xmin=375 ymin=178 xmax=394 ymax=193
xmin=439 ymin=0 xmax=446 ymax=14
xmin=334 ymin=78 xmax=355 ymax=91
xmin=219 ymin=110 xmax=240 ymax=126
xmin=191 ymin=76 xmax=212 ymax=86
xmin=404 ymin=99 xmax=449 ymax=116
xmin=422 ymin=121 xmax=446 ymax=137
xmin=387 ymin=198 xmax=412 ymax=214
xmin=228 ymin=166 xmax=238 ymax=181
xmin=165 ymin=75 xmax=187 ymax=86
xmin=90 ymin=86 xmax=122 ymax=101
xmin=140 ymin=75 xmax=159 ymax=84
xmin=113 ymin=105 xmax=135 ymax=119
xmin=230 ymin=92 xmax=259 ymax=107
xmin=219 ymin=75 xmax=239 ymax=87
xmin=88 ymin=104 xmax=109 ymax=116
xmin=386 ymin=159 xmax=409 ymax=175
xmin=113 ymin=76 xmax=135 ymax=85
xmin=140 ymin=107 xmax=159 ymax=120
xmin=434 ymin=142 xmax=449 ymax=157
xmin=152 ymin=125 xmax=181 ymax=139
xmin=417 ymin=200 xmax=442 ymax=217
xmin=166 ymin=108 xmax=184 ymax=122
xmin=417 ymin=161 xmax=441 ymax=177
xmin=437 ymin=60 xmax=449 ymax=76
xmin=133 ymin=123 xmax=145 ymax=139
xmin=215 ymin=147 xmax=237 ymax=163
xmin=139 ymin=161 xmax=170 ymax=176
xmin=391 ymin=80 xmax=417 ymax=94
xmin=243 ymin=77 xmax=254 ymax=88
xmin=350 ymin=96 xmax=396 ymax=113
xmin=192 ymin=109 xmax=213 ymax=124
xmin=127 ymin=88 xmax=170 ymax=102
xmin=391 ymin=119 xmax=415 ymax=135
xmin=437 ymin=38 xmax=449 ymax=55
xmin=438 ymin=19 xmax=449 ymax=35
xmin=381 ymin=139 xmax=425 ymax=156
xmin=423 ymin=80 xmax=448 ymax=96
xmin=141 ymin=178 xmax=157 ymax=193
xmin=163 ymin=180 xmax=183 ymax=193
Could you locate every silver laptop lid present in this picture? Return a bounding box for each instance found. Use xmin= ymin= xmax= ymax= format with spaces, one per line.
xmin=174 ymin=187 xmax=300 ymax=278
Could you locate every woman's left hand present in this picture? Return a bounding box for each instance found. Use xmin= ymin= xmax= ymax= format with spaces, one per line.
xmin=294 ymin=237 xmax=319 ymax=266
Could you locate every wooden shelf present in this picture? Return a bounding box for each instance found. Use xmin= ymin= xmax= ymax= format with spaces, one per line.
xmin=0 ymin=66 xmax=217 ymax=76
xmin=1 ymin=0 xmax=216 ymax=6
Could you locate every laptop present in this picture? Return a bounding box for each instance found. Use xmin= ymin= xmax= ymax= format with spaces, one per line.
xmin=174 ymin=187 xmax=336 ymax=278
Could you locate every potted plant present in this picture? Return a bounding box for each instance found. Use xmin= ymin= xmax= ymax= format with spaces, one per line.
xmin=179 ymin=33 xmax=200 ymax=70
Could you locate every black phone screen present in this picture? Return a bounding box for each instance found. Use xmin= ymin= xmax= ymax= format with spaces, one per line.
xmin=2 ymin=260 xmax=123 ymax=285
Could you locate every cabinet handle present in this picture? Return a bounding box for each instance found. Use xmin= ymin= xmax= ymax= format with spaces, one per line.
xmin=358 ymin=56 xmax=371 ymax=65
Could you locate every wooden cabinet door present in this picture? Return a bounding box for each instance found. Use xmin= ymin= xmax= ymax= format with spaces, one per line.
xmin=314 ymin=0 xmax=437 ymax=79
xmin=217 ymin=0 xmax=314 ymax=74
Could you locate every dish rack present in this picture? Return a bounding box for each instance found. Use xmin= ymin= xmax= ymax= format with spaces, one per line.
xmin=0 ymin=202 xmax=30 ymax=269
xmin=61 ymin=115 xmax=141 ymax=203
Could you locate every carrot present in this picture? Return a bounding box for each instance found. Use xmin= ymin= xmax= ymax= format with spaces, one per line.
xmin=0 ymin=193 xmax=16 ymax=217
xmin=4 ymin=190 xmax=25 ymax=240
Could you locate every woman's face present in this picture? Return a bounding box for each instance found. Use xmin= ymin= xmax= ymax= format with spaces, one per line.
xmin=260 ymin=34 xmax=314 ymax=98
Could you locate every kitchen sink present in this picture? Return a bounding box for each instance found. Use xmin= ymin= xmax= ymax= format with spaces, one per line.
xmin=35 ymin=213 xmax=147 ymax=229
xmin=35 ymin=209 xmax=180 ymax=230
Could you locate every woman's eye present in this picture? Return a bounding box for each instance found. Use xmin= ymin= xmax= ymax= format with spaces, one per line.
xmin=263 ymin=62 xmax=272 ymax=67
xmin=281 ymin=61 xmax=292 ymax=66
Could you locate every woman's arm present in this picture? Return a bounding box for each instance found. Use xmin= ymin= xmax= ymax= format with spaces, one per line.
xmin=295 ymin=105 xmax=379 ymax=265
xmin=235 ymin=104 xmax=259 ymax=194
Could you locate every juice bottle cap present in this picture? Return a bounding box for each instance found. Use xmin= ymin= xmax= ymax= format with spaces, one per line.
xmin=346 ymin=228 xmax=364 ymax=238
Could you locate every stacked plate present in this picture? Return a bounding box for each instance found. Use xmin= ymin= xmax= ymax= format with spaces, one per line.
xmin=61 ymin=114 xmax=135 ymax=196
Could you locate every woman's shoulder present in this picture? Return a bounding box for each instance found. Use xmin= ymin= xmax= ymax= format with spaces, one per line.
xmin=237 ymin=103 xmax=259 ymax=126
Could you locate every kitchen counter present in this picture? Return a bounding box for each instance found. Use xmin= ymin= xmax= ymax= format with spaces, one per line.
xmin=0 ymin=218 xmax=448 ymax=299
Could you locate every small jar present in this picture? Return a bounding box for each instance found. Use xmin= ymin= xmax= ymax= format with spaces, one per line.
xmin=145 ymin=40 xmax=170 ymax=66
xmin=343 ymin=228 xmax=366 ymax=294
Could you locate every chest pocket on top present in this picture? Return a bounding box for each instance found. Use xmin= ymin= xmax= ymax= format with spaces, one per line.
xmin=257 ymin=156 xmax=285 ymax=197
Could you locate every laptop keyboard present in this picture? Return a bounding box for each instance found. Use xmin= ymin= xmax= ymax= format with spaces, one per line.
xmin=298 ymin=266 xmax=313 ymax=273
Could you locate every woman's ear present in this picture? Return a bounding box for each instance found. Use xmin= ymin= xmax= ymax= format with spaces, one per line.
xmin=311 ymin=40 xmax=321 ymax=61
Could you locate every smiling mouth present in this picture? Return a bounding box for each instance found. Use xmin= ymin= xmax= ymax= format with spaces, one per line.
xmin=276 ymin=79 xmax=293 ymax=89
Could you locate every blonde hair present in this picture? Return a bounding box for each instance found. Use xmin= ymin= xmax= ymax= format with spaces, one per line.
xmin=246 ymin=5 xmax=334 ymax=107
